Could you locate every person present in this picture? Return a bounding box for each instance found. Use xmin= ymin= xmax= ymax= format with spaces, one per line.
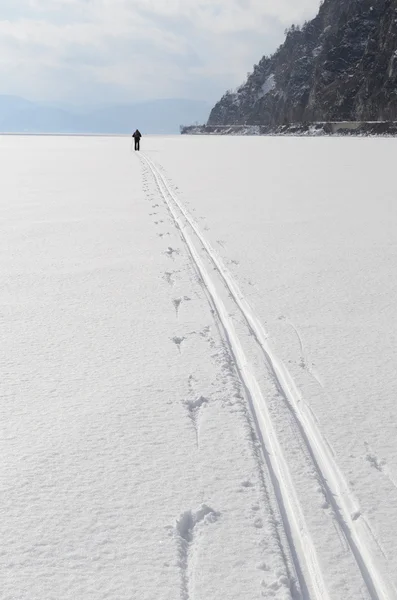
xmin=132 ymin=129 xmax=142 ymax=151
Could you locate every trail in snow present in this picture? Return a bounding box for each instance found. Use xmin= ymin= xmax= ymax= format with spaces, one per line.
xmin=140 ymin=152 xmax=395 ymax=600
xmin=141 ymin=153 xmax=324 ymax=599
xmin=175 ymin=505 xmax=220 ymax=600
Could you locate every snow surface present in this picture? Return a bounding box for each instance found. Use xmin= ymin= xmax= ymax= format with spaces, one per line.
xmin=259 ymin=74 xmax=276 ymax=98
xmin=1 ymin=134 xmax=397 ymax=600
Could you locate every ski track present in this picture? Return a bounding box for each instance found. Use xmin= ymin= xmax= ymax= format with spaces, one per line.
xmin=139 ymin=152 xmax=394 ymax=600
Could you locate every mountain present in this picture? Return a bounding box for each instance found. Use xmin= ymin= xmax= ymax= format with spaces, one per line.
xmin=88 ymin=99 xmax=211 ymax=134
xmin=0 ymin=96 xmax=86 ymax=134
xmin=0 ymin=96 xmax=211 ymax=134
xmin=208 ymin=0 xmax=397 ymax=128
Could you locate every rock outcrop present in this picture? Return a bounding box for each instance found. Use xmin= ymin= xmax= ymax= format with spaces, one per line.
xmin=208 ymin=0 xmax=397 ymax=128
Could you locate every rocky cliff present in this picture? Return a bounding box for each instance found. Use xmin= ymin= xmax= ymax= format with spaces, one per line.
xmin=208 ymin=0 xmax=397 ymax=127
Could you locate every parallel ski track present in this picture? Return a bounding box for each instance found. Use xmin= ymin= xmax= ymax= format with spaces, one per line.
xmin=141 ymin=153 xmax=325 ymax=600
xmin=140 ymin=152 xmax=393 ymax=600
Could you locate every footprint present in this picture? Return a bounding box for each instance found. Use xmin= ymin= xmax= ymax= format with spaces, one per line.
xmin=165 ymin=247 xmax=179 ymax=259
xmin=188 ymin=374 xmax=198 ymax=392
xmin=163 ymin=272 xmax=175 ymax=286
xmin=364 ymin=442 xmax=397 ymax=489
xmin=184 ymin=396 xmax=208 ymax=446
xmin=365 ymin=447 xmax=386 ymax=472
xmin=175 ymin=505 xmax=219 ymax=543
xmin=173 ymin=298 xmax=182 ymax=317
xmin=174 ymin=505 xmax=219 ymax=600
xmin=172 ymin=336 xmax=186 ymax=352
xmin=241 ymin=480 xmax=254 ymax=488
xmin=199 ymin=326 xmax=211 ymax=339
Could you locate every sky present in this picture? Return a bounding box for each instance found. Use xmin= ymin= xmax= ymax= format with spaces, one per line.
xmin=0 ymin=0 xmax=321 ymax=106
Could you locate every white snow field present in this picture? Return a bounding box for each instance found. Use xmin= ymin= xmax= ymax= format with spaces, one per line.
xmin=1 ymin=134 xmax=396 ymax=600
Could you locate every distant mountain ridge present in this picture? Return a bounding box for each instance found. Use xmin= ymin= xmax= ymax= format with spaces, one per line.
xmin=0 ymin=96 xmax=211 ymax=134
xmin=208 ymin=0 xmax=397 ymax=128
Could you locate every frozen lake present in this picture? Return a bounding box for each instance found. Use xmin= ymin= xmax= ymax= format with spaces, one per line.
xmin=1 ymin=134 xmax=397 ymax=600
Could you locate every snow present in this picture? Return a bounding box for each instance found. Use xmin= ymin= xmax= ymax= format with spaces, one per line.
xmin=259 ymin=74 xmax=276 ymax=98
xmin=1 ymin=134 xmax=397 ymax=600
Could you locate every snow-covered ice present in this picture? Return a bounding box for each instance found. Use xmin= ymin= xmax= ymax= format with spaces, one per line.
xmin=1 ymin=134 xmax=397 ymax=600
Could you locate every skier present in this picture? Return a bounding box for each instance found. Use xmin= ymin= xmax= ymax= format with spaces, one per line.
xmin=132 ymin=129 xmax=142 ymax=151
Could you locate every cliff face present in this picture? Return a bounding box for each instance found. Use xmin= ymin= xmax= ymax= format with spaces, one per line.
xmin=208 ymin=0 xmax=397 ymax=127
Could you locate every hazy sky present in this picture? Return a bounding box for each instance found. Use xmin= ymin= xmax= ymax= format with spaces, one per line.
xmin=0 ymin=0 xmax=321 ymax=105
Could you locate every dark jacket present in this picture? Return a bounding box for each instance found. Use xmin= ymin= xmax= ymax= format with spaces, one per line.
xmin=133 ymin=130 xmax=142 ymax=139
